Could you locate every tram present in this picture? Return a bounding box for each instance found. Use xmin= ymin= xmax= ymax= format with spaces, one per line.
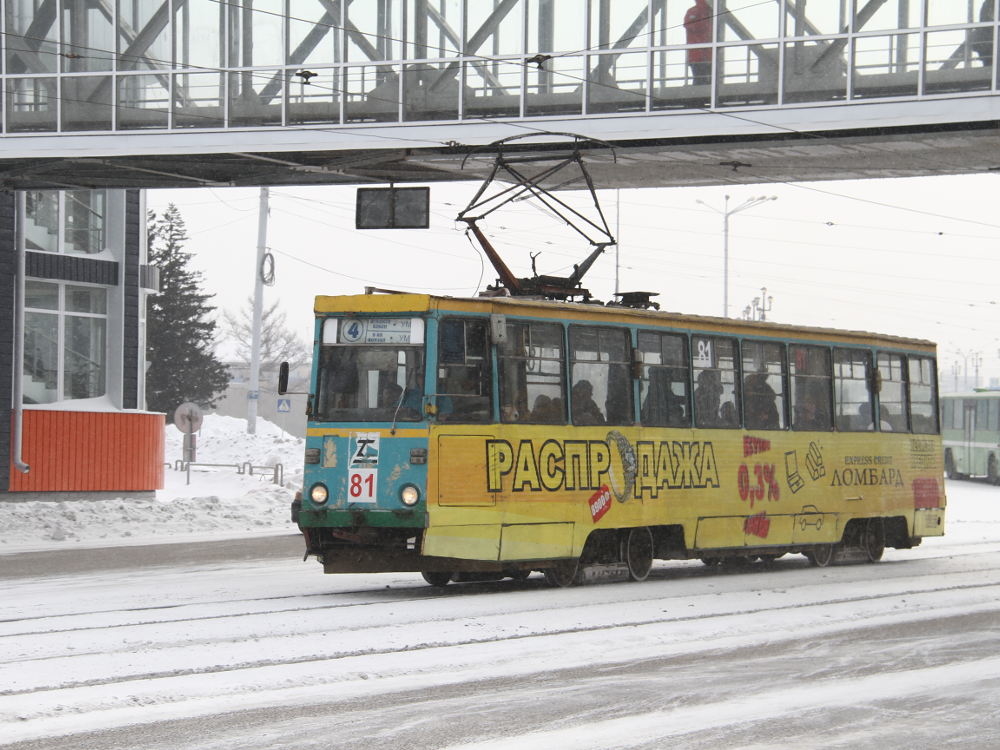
xmin=284 ymin=291 xmax=946 ymax=586
xmin=941 ymin=391 xmax=1000 ymax=482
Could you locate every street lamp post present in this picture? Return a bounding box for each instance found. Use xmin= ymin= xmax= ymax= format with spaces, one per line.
xmin=696 ymin=194 xmax=777 ymax=317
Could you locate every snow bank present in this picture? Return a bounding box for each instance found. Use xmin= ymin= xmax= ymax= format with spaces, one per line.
xmin=0 ymin=414 xmax=304 ymax=552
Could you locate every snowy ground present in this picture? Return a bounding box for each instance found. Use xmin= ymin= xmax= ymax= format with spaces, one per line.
xmin=0 ymin=414 xmax=303 ymax=553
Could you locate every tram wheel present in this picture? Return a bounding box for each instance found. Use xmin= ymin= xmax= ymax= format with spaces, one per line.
xmin=420 ymin=571 xmax=453 ymax=587
xmin=805 ymin=544 xmax=836 ymax=567
xmin=543 ymin=559 xmax=579 ymax=588
xmin=860 ymin=519 xmax=885 ymax=563
xmin=623 ymin=527 xmax=654 ymax=582
xmin=699 ymin=556 xmax=722 ymax=566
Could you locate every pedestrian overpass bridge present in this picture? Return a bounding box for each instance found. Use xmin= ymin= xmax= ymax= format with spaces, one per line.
xmin=2 ymin=0 xmax=999 ymax=190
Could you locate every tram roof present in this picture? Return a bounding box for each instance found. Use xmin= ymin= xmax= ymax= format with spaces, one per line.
xmin=314 ymin=292 xmax=937 ymax=352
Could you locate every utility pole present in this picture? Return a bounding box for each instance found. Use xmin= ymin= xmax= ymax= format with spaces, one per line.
xmin=696 ymin=195 xmax=777 ymax=317
xmin=247 ymin=186 xmax=269 ymax=435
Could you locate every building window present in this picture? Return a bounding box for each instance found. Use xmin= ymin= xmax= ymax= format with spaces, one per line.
xmin=24 ymin=190 xmax=106 ymax=255
xmin=24 ymin=280 xmax=107 ymax=403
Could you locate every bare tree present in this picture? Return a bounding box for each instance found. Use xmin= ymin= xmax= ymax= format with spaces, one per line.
xmin=224 ymin=298 xmax=311 ymax=372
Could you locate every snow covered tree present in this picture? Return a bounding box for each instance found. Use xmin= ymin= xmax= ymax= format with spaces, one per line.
xmin=223 ymin=298 xmax=311 ymax=373
xmin=146 ymin=204 xmax=230 ymax=416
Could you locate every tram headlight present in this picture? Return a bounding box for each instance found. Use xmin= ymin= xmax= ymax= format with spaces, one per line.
xmin=400 ymin=484 xmax=420 ymax=506
xmin=310 ymin=483 xmax=329 ymax=505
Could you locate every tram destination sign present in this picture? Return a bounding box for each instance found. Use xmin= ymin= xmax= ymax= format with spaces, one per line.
xmin=337 ymin=317 xmax=423 ymax=345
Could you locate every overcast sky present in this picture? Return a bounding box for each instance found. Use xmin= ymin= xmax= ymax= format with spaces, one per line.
xmin=148 ymin=171 xmax=1000 ymax=391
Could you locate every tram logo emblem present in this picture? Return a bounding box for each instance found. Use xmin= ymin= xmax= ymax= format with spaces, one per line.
xmin=350 ymin=432 xmax=381 ymax=467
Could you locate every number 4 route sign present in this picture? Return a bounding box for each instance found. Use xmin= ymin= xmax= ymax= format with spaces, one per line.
xmin=277 ymin=398 xmax=291 ymax=413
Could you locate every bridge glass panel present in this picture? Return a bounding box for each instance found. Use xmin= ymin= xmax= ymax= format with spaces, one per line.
xmin=783 ymin=40 xmax=847 ymax=104
xmin=347 ymin=1 xmax=405 ymax=61
xmin=463 ymin=60 xmax=521 ymax=119
xmin=117 ymin=1 xmax=172 ymax=71
xmin=242 ymin=0 xmax=286 ymax=67
xmin=289 ymin=0 xmax=345 ymax=66
xmin=172 ymin=72 xmax=225 ymax=129
xmin=180 ymin=4 xmax=224 ymax=69
xmin=228 ymin=70 xmax=285 ymax=127
xmin=924 ymin=28 xmax=994 ymax=93
xmin=466 ymin=0 xmax=524 ymax=57
xmin=526 ymin=55 xmax=583 ymax=117
xmin=718 ymin=0 xmax=779 ymax=42
xmin=852 ymin=33 xmax=920 ymax=99
xmin=926 ymin=0 xmax=982 ymax=27
xmin=586 ymin=51 xmax=647 ymax=114
xmin=345 ymin=64 xmax=400 ymax=123
xmin=403 ymin=62 xmax=460 ymax=121
xmin=60 ymin=0 xmax=113 ymax=73
xmin=716 ymin=43 xmax=778 ymax=107
xmin=5 ymin=0 xmax=58 ymax=74
xmin=61 ymin=76 xmax=113 ymax=131
xmin=420 ymin=0 xmax=464 ymax=58
xmin=288 ymin=68 xmax=341 ymax=125
xmin=857 ymin=0 xmax=923 ymax=32
xmin=528 ymin=0 xmax=584 ymax=50
xmin=784 ymin=2 xmax=845 ymax=37
xmin=651 ymin=49 xmax=705 ymax=109
xmin=6 ymin=78 xmax=57 ymax=132
xmin=588 ymin=0 xmax=648 ymax=50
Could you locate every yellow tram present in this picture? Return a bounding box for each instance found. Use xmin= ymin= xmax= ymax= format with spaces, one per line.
xmin=288 ymin=291 xmax=945 ymax=586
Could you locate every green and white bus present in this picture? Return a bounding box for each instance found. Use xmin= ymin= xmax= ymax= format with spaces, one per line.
xmin=941 ymin=391 xmax=1000 ymax=483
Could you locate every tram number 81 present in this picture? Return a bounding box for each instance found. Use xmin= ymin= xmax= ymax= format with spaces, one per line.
xmin=348 ymin=470 xmax=378 ymax=502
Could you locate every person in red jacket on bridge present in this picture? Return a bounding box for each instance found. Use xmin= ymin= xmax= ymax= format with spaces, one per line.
xmin=684 ymin=0 xmax=713 ymax=85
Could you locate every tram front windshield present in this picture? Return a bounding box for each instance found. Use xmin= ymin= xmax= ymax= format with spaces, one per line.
xmin=314 ymin=317 xmax=425 ymax=422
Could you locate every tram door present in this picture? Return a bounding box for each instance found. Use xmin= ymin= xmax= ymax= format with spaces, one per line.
xmin=962 ymin=401 xmax=977 ymax=474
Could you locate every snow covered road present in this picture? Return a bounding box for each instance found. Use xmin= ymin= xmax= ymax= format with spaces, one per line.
xmin=3 ymin=531 xmax=1000 ymax=748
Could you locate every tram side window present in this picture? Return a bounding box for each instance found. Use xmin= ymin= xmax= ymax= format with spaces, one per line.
xmin=978 ymin=399 xmax=990 ymax=433
xmin=908 ymin=355 xmax=938 ymax=434
xmin=940 ymin=398 xmax=954 ymax=430
xmin=789 ymin=345 xmax=832 ymax=431
xmin=692 ymin=336 xmax=740 ymax=428
xmin=570 ymin=326 xmax=633 ymax=426
xmin=437 ymin=317 xmax=491 ymax=423
xmin=499 ymin=321 xmax=565 ymax=424
xmin=876 ymin=352 xmax=907 ymax=432
xmin=742 ymin=340 xmax=786 ymax=430
xmin=637 ymin=330 xmax=690 ymax=427
xmin=834 ymin=348 xmax=874 ymax=431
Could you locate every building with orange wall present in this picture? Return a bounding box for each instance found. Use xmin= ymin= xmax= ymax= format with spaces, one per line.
xmin=2 ymin=190 xmax=163 ymax=497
